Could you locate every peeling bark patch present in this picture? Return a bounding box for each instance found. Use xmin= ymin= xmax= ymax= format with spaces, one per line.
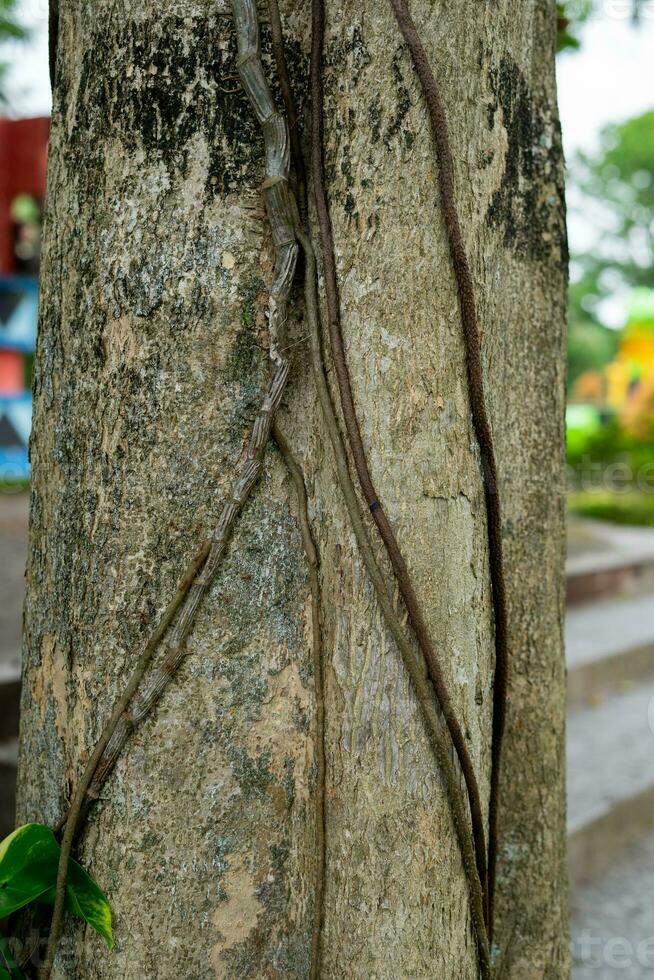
xmin=485 ymin=55 xmax=566 ymax=262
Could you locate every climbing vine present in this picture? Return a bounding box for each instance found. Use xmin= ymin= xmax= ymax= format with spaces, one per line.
xmin=388 ymin=0 xmax=509 ymax=936
xmin=16 ymin=1 xmax=514 ymax=978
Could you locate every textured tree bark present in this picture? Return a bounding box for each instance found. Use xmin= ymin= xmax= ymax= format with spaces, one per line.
xmin=17 ymin=1 xmax=568 ymax=978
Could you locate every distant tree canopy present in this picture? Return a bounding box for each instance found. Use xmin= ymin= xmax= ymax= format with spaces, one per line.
xmin=567 ymin=319 xmax=619 ymax=390
xmin=573 ymin=109 xmax=654 ymax=298
xmin=557 ymin=1 xmax=592 ymax=51
xmin=557 ymin=0 xmax=645 ymax=51
xmin=0 ymin=0 xmax=28 ymax=103
xmin=567 ymin=108 xmax=654 ymax=388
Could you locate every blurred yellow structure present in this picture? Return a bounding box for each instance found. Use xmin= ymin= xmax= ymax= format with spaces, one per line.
xmin=570 ymin=289 xmax=654 ymax=438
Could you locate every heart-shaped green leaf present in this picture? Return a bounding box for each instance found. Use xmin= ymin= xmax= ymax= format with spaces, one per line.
xmin=65 ymin=859 xmax=113 ymax=949
xmin=0 ymin=823 xmax=112 ymax=949
xmin=0 ymin=824 xmax=60 ymax=918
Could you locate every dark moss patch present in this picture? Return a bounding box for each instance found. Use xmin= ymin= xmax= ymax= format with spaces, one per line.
xmin=219 ymin=649 xmax=269 ymax=721
xmin=220 ymin=277 xmax=266 ymax=445
xmin=227 ymin=745 xmax=272 ymax=800
xmin=485 ymin=55 xmax=567 ymax=263
xmin=368 ymin=98 xmax=382 ymax=144
xmin=332 ymin=24 xmax=372 ymax=80
xmin=71 ymin=13 xmax=262 ymax=198
xmin=384 ymin=51 xmax=413 ymax=150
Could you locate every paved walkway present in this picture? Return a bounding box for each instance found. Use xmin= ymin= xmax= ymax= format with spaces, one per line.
xmin=567 ymin=517 xmax=654 ymax=575
xmin=572 ymin=831 xmax=654 ymax=979
xmin=566 ymin=593 xmax=654 ymax=670
xmin=567 ymin=680 xmax=654 ymax=835
xmin=0 ymin=492 xmax=28 ymax=679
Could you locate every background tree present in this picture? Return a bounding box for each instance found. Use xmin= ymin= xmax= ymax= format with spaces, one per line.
xmin=17 ymin=1 xmax=568 ymax=977
xmin=0 ymin=0 xmax=28 ymax=104
xmin=567 ymin=109 xmax=654 ymax=388
xmin=556 ymin=0 xmax=644 ymax=52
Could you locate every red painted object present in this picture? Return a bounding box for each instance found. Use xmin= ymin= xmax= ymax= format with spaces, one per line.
xmin=0 ymin=349 xmax=23 ymax=396
xmin=0 ymin=117 xmax=49 ymax=275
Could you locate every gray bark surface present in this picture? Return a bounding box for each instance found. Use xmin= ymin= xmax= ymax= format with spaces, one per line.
xmin=18 ymin=1 xmax=568 ymax=977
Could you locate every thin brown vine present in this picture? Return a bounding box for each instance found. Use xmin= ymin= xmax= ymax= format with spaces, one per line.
xmin=296 ymin=220 xmax=491 ymax=976
xmin=51 ymin=540 xmax=211 ymax=835
xmin=266 ymin=0 xmax=307 ymax=217
xmin=310 ymin=0 xmax=489 ymax=921
xmin=388 ymin=0 xmax=509 ymax=936
xmin=273 ymin=421 xmax=326 ymax=980
xmin=270 ymin=5 xmax=489 ymax=966
xmin=40 ymin=0 xmax=299 ymax=970
xmin=40 ymin=538 xmax=212 ymax=975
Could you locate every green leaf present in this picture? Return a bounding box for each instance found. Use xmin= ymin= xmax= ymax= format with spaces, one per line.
xmin=0 ymin=823 xmax=113 ymax=950
xmin=0 ymin=824 xmax=60 ymax=918
xmin=65 ymin=859 xmax=113 ymax=949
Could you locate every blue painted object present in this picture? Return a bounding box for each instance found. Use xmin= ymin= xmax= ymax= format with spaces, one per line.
xmin=0 ymin=276 xmax=38 ymax=354
xmin=0 ymin=277 xmax=37 ymax=481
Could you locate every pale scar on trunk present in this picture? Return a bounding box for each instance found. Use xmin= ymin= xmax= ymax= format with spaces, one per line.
xmin=210 ymin=854 xmax=262 ymax=979
xmin=34 ymin=634 xmax=68 ymax=744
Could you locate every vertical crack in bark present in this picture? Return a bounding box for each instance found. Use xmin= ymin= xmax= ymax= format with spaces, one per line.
xmin=273 ymin=421 xmax=326 ymax=980
xmin=389 ymin=0 xmax=510 ymax=939
xmin=310 ymin=0 xmax=489 ymax=925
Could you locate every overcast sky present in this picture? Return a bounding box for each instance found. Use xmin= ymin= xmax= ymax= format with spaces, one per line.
xmin=557 ymin=8 xmax=654 ymax=155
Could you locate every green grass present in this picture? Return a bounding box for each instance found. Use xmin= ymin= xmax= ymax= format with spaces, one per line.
xmin=568 ymin=490 xmax=654 ymax=528
xmin=0 ymin=480 xmax=29 ymax=494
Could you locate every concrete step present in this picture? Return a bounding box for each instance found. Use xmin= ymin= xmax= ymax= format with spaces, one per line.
xmin=571 ymin=830 xmax=654 ymax=979
xmin=567 ymin=679 xmax=654 ymax=887
xmin=567 ymin=519 xmax=654 ymax=607
xmin=566 ymin=594 xmax=654 ymax=705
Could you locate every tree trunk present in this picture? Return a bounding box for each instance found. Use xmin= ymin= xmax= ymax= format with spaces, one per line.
xmin=18 ymin=1 xmax=568 ymax=977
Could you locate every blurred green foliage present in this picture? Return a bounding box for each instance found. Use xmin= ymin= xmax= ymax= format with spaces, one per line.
xmin=567 ymin=415 xmax=654 ymax=473
xmin=0 ymin=0 xmax=28 ymax=103
xmin=556 ymin=1 xmax=592 ymax=51
xmin=568 ymin=490 xmax=654 ymax=527
xmin=567 ymin=319 xmax=619 ymax=391
xmin=0 ymin=0 xmax=26 ymax=43
xmin=572 ymin=109 xmax=654 ymax=306
xmin=566 ymin=107 xmax=654 ymax=394
xmin=558 ymin=0 xmax=646 ymax=51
